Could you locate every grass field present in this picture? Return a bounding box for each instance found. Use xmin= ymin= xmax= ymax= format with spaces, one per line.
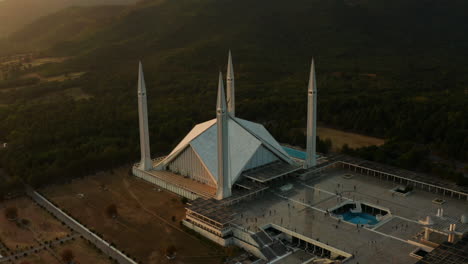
xmin=29 ymin=57 xmax=69 ymax=67
xmin=15 ymin=237 xmax=113 ymax=264
xmin=33 ymin=87 xmax=93 ymax=104
xmin=21 ymin=72 xmax=85 ymax=82
xmin=317 ymin=126 xmax=385 ymax=151
xmin=13 ymin=248 xmax=59 ymax=264
xmin=62 ymin=238 xmax=113 ymax=264
xmin=0 ymin=56 xmax=68 ymax=67
xmin=0 ymin=197 xmax=69 ymax=249
xmin=41 ymin=167 xmax=226 ymax=264
xmin=0 ymin=197 xmax=114 ymax=264
xmin=0 ymin=69 xmax=89 ymax=105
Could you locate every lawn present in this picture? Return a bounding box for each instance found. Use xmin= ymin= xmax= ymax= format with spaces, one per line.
xmin=41 ymin=167 xmax=226 ymax=264
xmin=0 ymin=197 xmax=69 ymax=250
xmin=15 ymin=237 xmax=113 ymax=264
xmin=317 ymin=126 xmax=385 ymax=151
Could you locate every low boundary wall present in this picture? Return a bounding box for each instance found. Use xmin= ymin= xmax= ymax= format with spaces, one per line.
xmin=28 ymin=190 xmax=138 ymax=264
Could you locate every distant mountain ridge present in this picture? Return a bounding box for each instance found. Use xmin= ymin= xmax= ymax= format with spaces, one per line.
xmin=0 ymin=0 xmax=138 ymax=37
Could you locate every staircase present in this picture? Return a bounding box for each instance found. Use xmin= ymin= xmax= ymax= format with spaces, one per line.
xmin=350 ymin=202 xmax=362 ymax=213
xmin=252 ymin=231 xmax=289 ymax=262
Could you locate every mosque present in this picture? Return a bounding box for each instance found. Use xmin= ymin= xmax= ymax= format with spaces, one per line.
xmin=132 ymin=53 xmax=468 ymax=264
xmin=133 ymin=51 xmax=318 ymax=201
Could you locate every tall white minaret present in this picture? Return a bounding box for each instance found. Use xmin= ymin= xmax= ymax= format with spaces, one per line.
xmin=216 ymin=72 xmax=231 ymax=199
xmin=137 ymin=62 xmax=152 ymax=171
xmin=226 ymin=50 xmax=235 ymax=116
xmin=305 ymin=59 xmax=317 ymax=168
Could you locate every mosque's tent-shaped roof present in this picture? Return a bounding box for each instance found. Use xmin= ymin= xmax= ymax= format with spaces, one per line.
xmin=157 ymin=116 xmax=295 ymax=186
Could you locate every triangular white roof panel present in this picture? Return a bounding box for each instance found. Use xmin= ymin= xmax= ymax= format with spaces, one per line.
xmin=227 ymin=119 xmax=261 ymax=183
xmin=234 ymin=117 xmax=291 ymax=160
xmin=190 ymin=118 xmax=262 ymax=183
xmin=190 ymin=124 xmax=218 ymax=181
xmin=166 ymin=119 xmax=216 ymax=158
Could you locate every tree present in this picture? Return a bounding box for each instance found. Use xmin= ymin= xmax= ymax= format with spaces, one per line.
xmin=106 ymin=204 xmax=118 ymax=219
xmin=165 ymin=245 xmax=176 ymax=259
xmin=341 ymin=144 xmax=352 ymax=154
xmin=5 ymin=207 xmax=18 ymax=221
xmin=61 ymin=249 xmax=74 ymax=263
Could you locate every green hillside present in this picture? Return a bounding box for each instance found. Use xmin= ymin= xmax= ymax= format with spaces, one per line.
xmin=0 ymin=0 xmax=467 ymax=192
xmin=0 ymin=0 xmax=138 ymax=38
xmin=8 ymin=6 xmax=127 ymax=52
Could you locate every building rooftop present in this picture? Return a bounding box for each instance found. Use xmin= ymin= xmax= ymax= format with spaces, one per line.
xmin=416 ymin=235 xmax=468 ymax=264
xmin=186 ymin=179 xmax=269 ymax=225
xmin=187 ymin=198 xmax=235 ymax=225
xmin=242 ymin=161 xmax=302 ymax=183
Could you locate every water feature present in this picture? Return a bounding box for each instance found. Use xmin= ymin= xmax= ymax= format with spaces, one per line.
xmin=340 ymin=211 xmax=379 ymax=225
xmin=282 ymin=146 xmax=320 ymax=160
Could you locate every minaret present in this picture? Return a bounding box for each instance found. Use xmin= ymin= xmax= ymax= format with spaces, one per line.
xmin=226 ymin=50 xmax=235 ymax=116
xmin=216 ymin=72 xmax=231 ymax=199
xmin=137 ymin=62 xmax=152 ymax=171
xmin=305 ymin=59 xmax=317 ymax=168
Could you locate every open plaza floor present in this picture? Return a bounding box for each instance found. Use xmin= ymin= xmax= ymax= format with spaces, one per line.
xmin=230 ymin=168 xmax=468 ymax=264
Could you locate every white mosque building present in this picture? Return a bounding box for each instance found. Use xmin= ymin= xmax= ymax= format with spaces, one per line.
xmin=132 ymin=52 xmax=318 ymax=201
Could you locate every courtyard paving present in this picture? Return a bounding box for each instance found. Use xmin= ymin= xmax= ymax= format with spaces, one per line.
xmin=230 ymin=168 xmax=468 ymax=264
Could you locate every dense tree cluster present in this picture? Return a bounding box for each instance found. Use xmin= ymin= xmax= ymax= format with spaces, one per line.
xmin=342 ymin=140 xmax=467 ymax=186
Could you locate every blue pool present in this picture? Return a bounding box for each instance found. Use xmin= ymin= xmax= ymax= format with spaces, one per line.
xmin=282 ymin=146 xmax=320 ymax=160
xmin=282 ymin=146 xmax=306 ymax=160
xmin=340 ymin=212 xmax=379 ymax=225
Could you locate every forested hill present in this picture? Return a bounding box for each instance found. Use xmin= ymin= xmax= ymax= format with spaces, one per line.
xmin=1 ymin=5 xmax=128 ymax=53
xmin=0 ymin=0 xmax=467 ymax=191
xmin=0 ymin=0 xmax=138 ymax=37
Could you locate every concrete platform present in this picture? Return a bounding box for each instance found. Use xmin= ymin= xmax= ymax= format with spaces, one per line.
xmin=229 ymin=168 xmax=468 ymax=264
xmin=243 ymin=161 xmax=302 ymax=183
xmin=133 ymin=166 xmax=217 ymax=199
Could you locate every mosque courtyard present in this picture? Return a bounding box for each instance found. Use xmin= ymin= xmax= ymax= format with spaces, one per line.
xmin=229 ymin=168 xmax=468 ymax=264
